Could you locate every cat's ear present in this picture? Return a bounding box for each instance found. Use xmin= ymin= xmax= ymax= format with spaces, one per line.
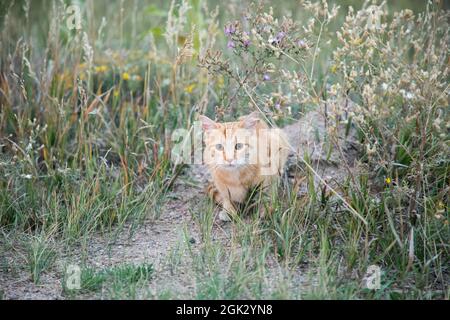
xmin=241 ymin=111 xmax=261 ymax=129
xmin=199 ymin=115 xmax=219 ymax=131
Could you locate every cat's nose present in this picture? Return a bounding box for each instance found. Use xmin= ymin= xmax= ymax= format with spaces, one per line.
xmin=225 ymin=159 xmax=234 ymax=165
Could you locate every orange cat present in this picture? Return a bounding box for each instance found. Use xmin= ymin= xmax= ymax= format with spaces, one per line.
xmin=199 ymin=112 xmax=290 ymax=221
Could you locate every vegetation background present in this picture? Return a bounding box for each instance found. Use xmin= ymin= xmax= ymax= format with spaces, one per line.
xmin=0 ymin=0 xmax=448 ymax=299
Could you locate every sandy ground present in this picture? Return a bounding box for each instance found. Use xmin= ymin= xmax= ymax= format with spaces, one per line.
xmin=0 ymin=109 xmax=358 ymax=299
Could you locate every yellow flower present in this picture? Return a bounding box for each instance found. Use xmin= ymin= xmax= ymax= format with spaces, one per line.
xmin=184 ymin=84 xmax=196 ymax=94
xmin=330 ymin=64 xmax=338 ymax=74
xmin=216 ymin=76 xmax=225 ymax=88
xmin=95 ymin=65 xmax=108 ymax=73
xmin=113 ymin=90 xmax=120 ymax=97
xmin=351 ymin=38 xmax=363 ymax=46
xmin=122 ymin=72 xmax=130 ymax=81
xmin=436 ymin=201 xmax=445 ymax=214
xmin=385 ymin=177 xmax=392 ymax=184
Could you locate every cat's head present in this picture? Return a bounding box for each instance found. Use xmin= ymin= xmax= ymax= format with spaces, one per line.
xmin=199 ymin=112 xmax=264 ymax=169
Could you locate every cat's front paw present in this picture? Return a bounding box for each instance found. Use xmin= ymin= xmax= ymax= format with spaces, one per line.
xmin=218 ymin=210 xmax=231 ymax=222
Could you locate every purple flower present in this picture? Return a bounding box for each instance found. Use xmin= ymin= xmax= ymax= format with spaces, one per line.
xmin=263 ymin=74 xmax=271 ymax=81
xmin=275 ymin=32 xmax=286 ymax=42
xmin=227 ymin=41 xmax=235 ymax=49
xmin=275 ymin=103 xmax=281 ymax=110
xmin=243 ymin=32 xmax=251 ymax=47
xmin=269 ymin=32 xmax=285 ymax=45
xmin=297 ymin=39 xmax=307 ymax=48
xmin=224 ymin=24 xmax=236 ymax=36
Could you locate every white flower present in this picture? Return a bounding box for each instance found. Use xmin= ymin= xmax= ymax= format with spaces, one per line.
xmin=366 ymin=144 xmax=377 ymax=155
xmin=399 ymin=89 xmax=414 ymax=100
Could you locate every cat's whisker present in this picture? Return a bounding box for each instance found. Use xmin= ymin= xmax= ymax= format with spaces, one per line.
xmin=199 ymin=113 xmax=290 ymax=221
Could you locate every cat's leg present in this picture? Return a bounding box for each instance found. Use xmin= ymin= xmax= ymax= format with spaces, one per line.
xmin=216 ymin=185 xmax=238 ymax=222
xmin=206 ymin=181 xmax=221 ymax=202
xmin=219 ymin=199 xmax=236 ymax=222
xmin=206 ymin=181 xmax=236 ymax=222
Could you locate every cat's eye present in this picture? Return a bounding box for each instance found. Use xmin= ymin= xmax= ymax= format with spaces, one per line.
xmin=235 ymin=143 xmax=244 ymax=150
xmin=215 ymin=144 xmax=224 ymax=151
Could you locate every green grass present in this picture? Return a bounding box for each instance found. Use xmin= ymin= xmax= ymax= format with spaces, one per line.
xmin=25 ymin=235 xmax=56 ymax=284
xmin=63 ymin=263 xmax=154 ymax=299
